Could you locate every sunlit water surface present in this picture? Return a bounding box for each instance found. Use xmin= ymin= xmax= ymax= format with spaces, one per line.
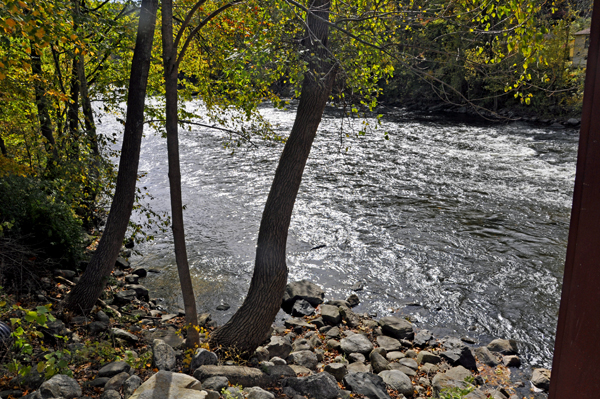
xmin=97 ymin=102 xmax=577 ymax=368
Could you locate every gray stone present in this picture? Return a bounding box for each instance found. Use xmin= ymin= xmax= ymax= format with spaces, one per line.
xmin=205 ymin=390 xmax=220 ymax=399
xmin=474 ymin=346 xmax=500 ymax=367
xmin=88 ymin=321 xmax=109 ymax=334
xmin=487 ymin=339 xmax=518 ymax=355
xmin=440 ymin=347 xmax=477 ymax=371
xmin=253 ymin=347 xmax=270 ymax=362
xmin=321 ymin=305 xmax=342 ymax=325
xmin=125 ymin=275 xmax=140 ymax=284
xmin=224 ymin=386 xmax=243 ymax=399
xmin=101 ymin=390 xmax=122 ymax=399
xmin=343 ymin=372 xmax=391 ymax=399
xmin=265 ymin=336 xmax=292 ymax=359
xmin=261 ymin=364 xmax=296 ymax=379
xmin=377 ymin=335 xmax=401 ymax=352
xmin=432 ymin=373 xmax=468 ymax=396
xmin=325 ymin=326 xmax=340 ymax=339
xmin=502 ymin=355 xmax=521 ymax=368
xmin=404 ymin=349 xmax=417 ymax=358
xmin=387 ymin=363 xmax=416 ymax=377
xmin=270 ymin=357 xmax=286 ymax=365
xmin=287 ymin=350 xmax=318 ymax=370
xmin=193 ymin=366 xmax=273 ymax=387
xmin=369 ymin=351 xmax=390 ymax=374
xmin=341 ymin=334 xmax=373 ymax=355
xmin=441 ymin=337 xmax=466 ymax=350
xmin=161 ymin=314 xmax=178 ymax=322
xmin=111 ymin=328 xmax=139 ymax=343
xmin=339 ymin=306 xmax=361 ymax=328
xmin=123 ymin=375 xmax=142 ymax=399
xmin=346 ymin=294 xmax=360 ymax=307
xmin=114 ymin=290 xmax=136 ymax=305
xmin=115 ymin=257 xmax=130 ymax=269
xmin=95 ymin=311 xmax=110 ymax=323
xmin=378 ymin=370 xmax=413 ymax=396
xmin=385 ymin=351 xmax=405 ymax=361
xmin=420 ymin=363 xmax=439 ymax=374
xmin=531 ymin=368 xmax=551 ymax=392
xmin=144 ymin=328 xmax=184 ymax=349
xmin=416 ymin=351 xmax=441 ymax=365
xmin=324 ymin=363 xmax=347 ymax=382
xmin=191 ymin=349 xmax=218 ymax=369
xmin=282 ymin=373 xmax=340 ymax=399
xmin=413 ymin=330 xmax=434 ymax=347
xmin=348 ymin=353 xmax=366 ymax=363
xmin=99 ymin=362 xmax=132 ymax=378
xmin=565 ymin=118 xmax=581 ymax=126
xmin=465 ymin=389 xmax=488 ymax=399
xmin=201 ymin=376 xmax=229 ymax=392
xmin=446 ymin=366 xmax=472 ymax=381
xmin=378 ymin=317 xmax=414 ymax=340
xmin=132 ymin=268 xmax=148 ymax=278
xmin=310 ymin=317 xmax=325 ymax=329
xmin=291 ymin=299 xmax=315 ymax=317
xmin=105 ymin=372 xmax=130 ymax=391
xmin=244 ymin=387 xmax=275 ymax=399
xmin=124 ymin=285 xmax=150 ymax=301
xmin=129 ymin=371 xmax=204 ymax=399
xmin=284 ymin=318 xmax=314 ymax=330
xmin=292 ymin=339 xmax=311 ymax=352
xmin=282 ymin=280 xmax=325 ymax=313
xmin=398 ymin=358 xmax=418 ymax=370
xmin=37 ymin=375 xmax=81 ymax=399
xmin=326 ymin=339 xmax=341 ymax=351
xmin=85 ymin=377 xmax=110 ymax=388
xmin=347 ymin=362 xmax=371 ymax=374
xmin=289 ymin=365 xmax=312 ymax=377
xmin=152 ymin=339 xmax=176 ymax=371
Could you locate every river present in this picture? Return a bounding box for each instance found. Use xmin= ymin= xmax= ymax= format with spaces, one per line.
xmin=97 ymin=101 xmax=577 ymax=369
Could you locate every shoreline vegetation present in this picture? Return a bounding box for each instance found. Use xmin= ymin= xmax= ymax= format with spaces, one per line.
xmin=0 ymin=237 xmax=551 ymax=399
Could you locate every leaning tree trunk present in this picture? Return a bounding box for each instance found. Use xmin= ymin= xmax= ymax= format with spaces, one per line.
xmin=209 ymin=0 xmax=337 ymax=353
xmin=161 ymin=0 xmax=200 ymax=348
xmin=64 ymin=0 xmax=159 ymax=313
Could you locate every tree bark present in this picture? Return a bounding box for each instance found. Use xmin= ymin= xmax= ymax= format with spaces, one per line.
xmin=77 ymin=53 xmax=99 ymax=156
xmin=161 ymin=0 xmax=200 ymax=348
xmin=67 ymin=57 xmax=80 ymax=140
xmin=209 ymin=0 xmax=337 ymax=353
xmin=64 ymin=0 xmax=159 ymax=313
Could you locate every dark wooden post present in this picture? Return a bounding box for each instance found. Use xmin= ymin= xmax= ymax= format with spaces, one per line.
xmin=549 ymin=0 xmax=600 ymax=397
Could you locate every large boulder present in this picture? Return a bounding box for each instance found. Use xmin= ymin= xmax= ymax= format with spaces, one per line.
xmin=128 ymin=371 xmax=204 ymax=399
xmin=378 ymin=370 xmax=413 ymax=397
xmin=343 ymin=372 xmax=391 ymax=399
xmin=37 ymin=374 xmax=81 ymax=399
xmin=321 ymin=304 xmax=342 ymax=325
xmin=369 ymin=351 xmax=390 ymax=374
xmin=265 ymin=336 xmax=293 ymax=359
xmin=377 ymin=336 xmax=401 ymax=352
xmin=378 ymin=317 xmax=414 ymax=340
xmin=474 ymin=346 xmax=500 ymax=367
xmin=487 ymin=338 xmax=518 ymax=355
xmin=194 ymin=366 xmax=273 ymax=387
xmin=340 ymin=334 xmax=373 ymax=355
xmin=282 ymin=373 xmax=340 ymax=399
xmin=153 ymin=339 xmax=176 ymax=371
xmin=287 ymin=351 xmax=318 ymax=370
xmin=282 ymin=280 xmax=325 ymax=313
xmin=531 ymin=368 xmax=551 ymax=392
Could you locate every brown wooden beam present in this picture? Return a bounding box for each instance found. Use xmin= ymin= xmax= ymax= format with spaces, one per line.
xmin=549 ymin=0 xmax=600 ymax=397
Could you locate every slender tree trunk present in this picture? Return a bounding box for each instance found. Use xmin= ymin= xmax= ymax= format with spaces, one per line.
xmin=77 ymin=53 xmax=99 ymax=156
xmin=64 ymin=0 xmax=159 ymax=313
xmin=67 ymin=58 xmax=80 ymax=143
xmin=161 ymin=0 xmax=200 ymax=348
xmin=0 ymin=136 xmax=7 ymax=156
xmin=209 ymin=0 xmax=337 ymax=353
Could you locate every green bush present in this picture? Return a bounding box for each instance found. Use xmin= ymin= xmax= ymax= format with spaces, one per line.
xmin=0 ymin=174 xmax=83 ymax=265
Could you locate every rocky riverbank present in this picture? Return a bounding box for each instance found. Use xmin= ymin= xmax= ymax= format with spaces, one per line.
xmin=0 ymin=256 xmax=553 ymax=399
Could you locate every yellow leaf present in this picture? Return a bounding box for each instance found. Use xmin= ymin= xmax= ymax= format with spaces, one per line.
xmin=35 ymin=28 xmax=45 ymax=38
xmin=5 ymin=18 xmax=16 ymax=28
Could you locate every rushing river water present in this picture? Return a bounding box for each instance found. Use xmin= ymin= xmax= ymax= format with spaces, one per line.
xmin=98 ymin=101 xmax=577 ymax=369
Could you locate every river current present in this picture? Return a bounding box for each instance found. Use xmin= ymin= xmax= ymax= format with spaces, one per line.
xmin=97 ymin=101 xmax=577 ymax=369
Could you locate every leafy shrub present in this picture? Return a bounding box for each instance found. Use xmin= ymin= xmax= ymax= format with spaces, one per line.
xmin=0 ymin=174 xmax=83 ymax=265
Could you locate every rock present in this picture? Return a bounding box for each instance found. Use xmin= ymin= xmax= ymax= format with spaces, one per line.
xmin=261 ymin=364 xmax=296 ymax=379
xmin=378 ymin=370 xmax=413 ymax=397
xmin=324 ymin=363 xmax=347 ymax=382
xmin=216 ymin=303 xmax=230 ymax=311
xmin=145 ymin=328 xmax=184 ymax=349
xmin=125 ymin=275 xmax=140 ymax=284
xmin=99 ymin=361 xmax=132 ymax=378
xmin=191 ymin=349 xmax=218 ymax=369
xmin=292 ymin=339 xmax=311 ymax=352
xmin=198 ymin=313 xmax=211 ymax=327
xmin=416 ymin=351 xmax=441 ymax=365
xmin=85 ymin=377 xmax=110 ymax=388
xmin=253 ymin=347 xmax=270 ymax=362
xmin=378 ymin=317 xmax=414 ymax=340
xmin=440 ymin=347 xmax=477 ymax=370
xmin=202 ymin=376 xmax=229 ymax=392
xmin=465 ymin=389 xmax=488 ymax=399
xmin=487 ymin=339 xmax=518 ymax=355
xmin=0 ymin=390 xmax=23 ymax=399
xmin=420 ymin=363 xmax=439 ymax=374
xmin=348 ymin=353 xmax=366 ymax=363
xmin=287 ymin=351 xmax=318 ymax=370
xmin=343 ymin=372 xmax=391 ymax=399
xmin=123 ymin=375 xmax=142 ymax=399
xmin=115 ymin=257 xmax=130 ymax=269
xmin=327 ymin=339 xmax=341 ymax=351
xmin=194 ymin=366 xmax=273 ymax=387
xmin=565 ymin=118 xmax=581 ymax=127
xmin=339 ymin=305 xmax=360 ymax=327
xmin=388 ymin=363 xmax=416 ymax=377
xmin=385 ymin=351 xmax=405 ymax=361
xmin=282 ymin=280 xmax=325 ymax=313
xmin=161 ymin=314 xmax=178 ymax=322
xmin=46 ymin=320 xmax=67 ymax=336
xmin=95 ymin=311 xmax=110 ymax=323
xmin=346 ymin=294 xmax=360 ymax=307
xmin=111 ymin=328 xmax=139 ymax=343
xmin=153 ymin=339 xmax=176 ymax=371
xmin=341 ymin=334 xmax=373 ymax=355
xmin=441 ymin=337 xmax=466 ymax=350
xmin=282 ymin=373 xmax=340 ymax=399
xmin=205 ymin=390 xmax=220 ymax=399
xmin=474 ymin=346 xmax=500 ymax=366
xmin=124 ymin=285 xmax=150 ymax=301
xmin=550 ymin=122 xmax=565 ymax=129
xmin=88 ymin=321 xmax=109 ymax=334
xmin=132 ymin=268 xmax=148 ymax=277
xmin=432 ymin=371 xmax=470 ymax=396
xmin=321 ymin=304 xmax=342 ymax=325
xmin=105 ymin=372 xmax=130 ymax=391
xmin=502 ymin=355 xmax=521 ymax=368
xmin=284 ymin=318 xmax=314 ymax=330
xmin=398 ymin=358 xmax=418 ymax=370
xmin=377 ymin=336 xmax=401 ymax=352
xmin=101 ymin=389 xmax=122 ymax=399
xmin=413 ymin=329 xmax=434 ymax=347
xmin=54 ymin=269 xmax=77 ymax=279
xmin=224 ymin=386 xmax=244 ymax=399
xmin=291 ymin=299 xmax=315 ymax=317
xmin=265 ymin=336 xmax=292 ymax=359
xmin=309 ymin=317 xmax=325 ymax=329
xmin=270 ymin=356 xmax=286 ymax=365
xmin=369 ymin=351 xmax=390 ymax=374
xmin=37 ymin=374 xmax=82 ymax=399
xmin=347 ymin=363 xmax=371 ymax=374
xmin=244 ymin=387 xmax=275 ymax=399
xmin=289 ymin=365 xmax=312 ymax=377
xmin=326 ymin=300 xmax=350 ymax=307
xmin=531 ymin=368 xmax=551 ymax=392
xmin=128 ymin=371 xmax=204 ymax=399
xmin=325 ymin=326 xmax=340 ymax=339
xmin=404 ymin=349 xmax=417 ymax=358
